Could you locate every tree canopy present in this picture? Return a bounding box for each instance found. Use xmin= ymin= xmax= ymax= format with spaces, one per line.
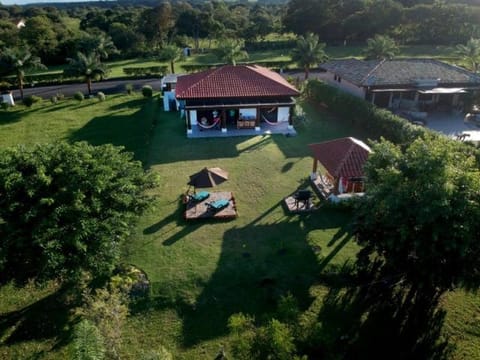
xmin=291 ymin=32 xmax=328 ymax=79
xmin=356 ymin=136 xmax=480 ymax=292
xmin=64 ymin=51 xmax=108 ymax=95
xmin=363 ymin=34 xmax=399 ymax=60
xmin=0 ymin=142 xmax=157 ymax=284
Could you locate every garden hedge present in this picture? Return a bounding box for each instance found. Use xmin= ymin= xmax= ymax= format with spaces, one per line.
xmin=123 ymin=66 xmax=168 ymax=77
xmin=305 ymin=80 xmax=480 ymax=165
xmin=305 ymin=80 xmax=434 ymax=145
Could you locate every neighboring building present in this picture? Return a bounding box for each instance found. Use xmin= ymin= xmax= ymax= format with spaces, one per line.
xmin=15 ymin=19 xmax=26 ymax=29
xmin=309 ymin=137 xmax=371 ymax=198
xmin=175 ymin=65 xmax=300 ymax=135
xmin=319 ymin=59 xmax=480 ymax=111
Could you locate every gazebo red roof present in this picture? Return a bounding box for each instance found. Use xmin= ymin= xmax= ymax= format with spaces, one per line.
xmin=175 ymin=65 xmax=300 ymax=99
xmin=309 ymin=137 xmax=371 ymax=179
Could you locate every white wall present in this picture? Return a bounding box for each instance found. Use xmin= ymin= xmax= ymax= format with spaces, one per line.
xmin=317 ymin=72 xmax=366 ymax=99
xmin=277 ymin=107 xmax=290 ymax=122
xmin=239 ymin=108 xmax=256 ymax=120
xmin=189 ymin=110 xmax=197 ymax=125
xmin=163 ymin=91 xmax=175 ymax=111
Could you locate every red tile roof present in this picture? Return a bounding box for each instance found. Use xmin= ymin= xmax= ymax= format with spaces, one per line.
xmin=175 ymin=65 xmax=300 ymax=99
xmin=309 ymin=137 xmax=371 ymax=179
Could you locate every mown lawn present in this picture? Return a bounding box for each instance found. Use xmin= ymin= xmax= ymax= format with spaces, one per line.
xmin=0 ymin=95 xmax=479 ymax=359
xmin=24 ymin=44 xmax=461 ymax=80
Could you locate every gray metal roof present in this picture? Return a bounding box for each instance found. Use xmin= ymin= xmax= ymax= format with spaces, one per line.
xmin=320 ymin=59 xmax=480 ymax=87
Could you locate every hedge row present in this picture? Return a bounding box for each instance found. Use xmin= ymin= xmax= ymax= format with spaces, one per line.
xmin=181 ymin=59 xmax=293 ymax=73
xmin=245 ymin=40 xmax=296 ymax=51
xmin=123 ymin=66 xmax=168 ymax=76
xmin=304 ymin=80 xmax=434 ymax=145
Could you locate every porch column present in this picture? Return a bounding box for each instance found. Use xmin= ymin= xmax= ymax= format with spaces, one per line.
xmin=255 ymin=107 xmax=261 ymax=131
xmin=371 ymin=92 xmax=376 ymax=105
xmin=310 ymin=159 xmax=318 ymax=180
xmin=186 ymin=110 xmax=192 ymax=134
xmin=388 ymin=92 xmax=394 ymax=108
xmin=221 ymin=109 xmax=227 ymax=133
xmin=414 ymin=92 xmax=419 ymax=106
xmin=288 ymin=106 xmax=294 ymax=130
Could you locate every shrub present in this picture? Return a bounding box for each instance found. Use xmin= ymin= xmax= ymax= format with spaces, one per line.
xmin=50 ymin=96 xmax=58 ymax=104
xmin=97 ymin=92 xmax=106 ymax=102
xmin=74 ymin=91 xmax=85 ymax=102
xmin=0 ymin=102 xmax=9 ymax=111
xmin=125 ymin=83 xmax=134 ymax=95
xmin=305 ymin=80 xmax=432 ymax=145
xmin=23 ymin=95 xmax=42 ymax=108
xmin=142 ymin=85 xmax=153 ymax=98
xmin=123 ymin=66 xmax=168 ymax=77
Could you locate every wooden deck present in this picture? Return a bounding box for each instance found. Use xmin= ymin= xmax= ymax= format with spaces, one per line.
xmin=184 ymin=191 xmax=238 ymax=220
xmin=311 ymin=175 xmax=334 ymax=200
xmin=284 ymin=192 xmax=318 ymax=213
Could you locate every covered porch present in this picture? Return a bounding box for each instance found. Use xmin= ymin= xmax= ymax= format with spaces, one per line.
xmin=187 ymin=121 xmax=295 ymax=138
xmin=183 ymin=98 xmax=295 ymax=137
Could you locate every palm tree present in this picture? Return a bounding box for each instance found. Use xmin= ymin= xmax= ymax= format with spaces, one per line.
xmin=0 ymin=47 xmax=46 ymax=99
xmin=456 ymin=38 xmax=480 ymax=73
xmin=64 ymin=52 xmax=108 ymax=96
xmin=291 ymin=33 xmax=328 ymax=80
xmin=158 ymin=45 xmax=184 ymax=74
xmin=363 ymin=35 xmax=399 ymax=60
xmin=77 ymin=32 xmax=118 ymax=60
xmin=214 ymin=38 xmax=248 ymax=66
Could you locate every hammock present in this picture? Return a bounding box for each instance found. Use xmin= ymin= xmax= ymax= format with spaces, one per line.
xmin=262 ymin=114 xmax=281 ymax=126
xmin=198 ymin=117 xmax=221 ymax=129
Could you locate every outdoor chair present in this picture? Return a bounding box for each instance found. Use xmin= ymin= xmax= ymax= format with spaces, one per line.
xmin=294 ymin=190 xmax=312 ymax=209
xmin=206 ymin=199 xmax=229 ymax=212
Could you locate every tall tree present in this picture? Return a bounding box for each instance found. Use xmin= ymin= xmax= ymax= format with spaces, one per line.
xmin=0 ymin=46 xmax=46 ymax=99
xmin=64 ymin=52 xmax=108 ymax=95
xmin=158 ymin=45 xmax=183 ymax=74
xmin=75 ymin=32 xmax=118 ymax=60
xmin=356 ymin=136 xmax=480 ymax=294
xmin=19 ymin=15 xmax=59 ymax=60
xmin=214 ymin=38 xmax=248 ymax=66
xmin=140 ymin=1 xmax=175 ymax=49
xmin=456 ymin=38 xmax=480 ymax=73
xmin=363 ymin=34 xmax=399 ymax=60
xmin=291 ymin=32 xmax=328 ymax=80
xmin=0 ymin=142 xmax=157 ymax=284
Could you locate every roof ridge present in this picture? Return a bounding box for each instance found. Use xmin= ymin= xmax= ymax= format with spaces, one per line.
xmin=186 ymin=67 xmax=222 ymax=96
xmin=360 ymin=59 xmax=385 ymax=85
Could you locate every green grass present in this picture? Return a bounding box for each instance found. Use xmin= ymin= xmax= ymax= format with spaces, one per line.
xmin=0 ymin=95 xmax=479 ymax=359
xmin=24 ymin=44 xmax=462 ymax=80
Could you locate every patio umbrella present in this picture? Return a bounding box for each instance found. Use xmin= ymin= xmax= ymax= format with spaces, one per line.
xmin=188 ymin=167 xmax=229 ymax=188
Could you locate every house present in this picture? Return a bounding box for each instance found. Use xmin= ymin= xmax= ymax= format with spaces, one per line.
xmin=319 ymin=59 xmax=480 ymax=111
xmin=175 ymin=65 xmax=300 ymax=135
xmin=309 ymin=137 xmax=371 ymax=199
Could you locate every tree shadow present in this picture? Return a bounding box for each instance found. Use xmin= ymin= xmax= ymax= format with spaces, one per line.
xmin=174 ymin=204 xmax=354 ymax=347
xmin=108 ymin=98 xmax=148 ymax=111
xmin=311 ymin=263 xmax=453 ymax=360
xmin=0 ymin=286 xmax=74 ymax=349
xmin=68 ymin=101 xmax=155 ymax=163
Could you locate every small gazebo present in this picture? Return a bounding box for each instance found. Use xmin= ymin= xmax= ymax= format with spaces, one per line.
xmin=309 ymin=137 xmax=371 ymax=197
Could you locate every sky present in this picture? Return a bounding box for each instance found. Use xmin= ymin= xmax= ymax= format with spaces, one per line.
xmin=2 ymin=0 xmax=101 ymax=4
